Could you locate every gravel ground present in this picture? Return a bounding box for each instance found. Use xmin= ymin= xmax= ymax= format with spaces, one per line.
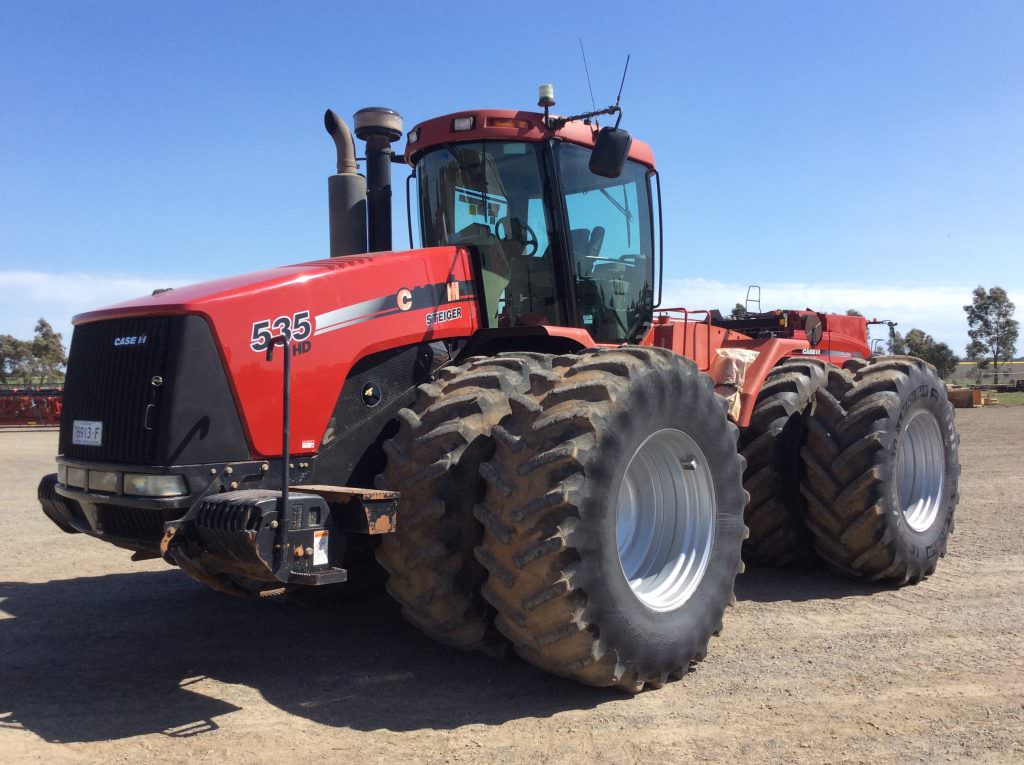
xmin=1 ymin=408 xmax=1022 ymax=764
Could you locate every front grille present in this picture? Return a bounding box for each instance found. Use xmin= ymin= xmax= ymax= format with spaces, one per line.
xmin=59 ymin=316 xmax=177 ymax=464
xmin=58 ymin=315 xmax=249 ymax=466
xmin=96 ymin=504 xmax=165 ymax=542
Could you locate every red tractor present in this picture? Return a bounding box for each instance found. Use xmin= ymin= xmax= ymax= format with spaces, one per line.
xmin=38 ymin=90 xmax=959 ymax=692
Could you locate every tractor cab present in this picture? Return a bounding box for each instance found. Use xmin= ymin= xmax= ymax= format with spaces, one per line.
xmin=406 ymin=110 xmax=659 ymax=344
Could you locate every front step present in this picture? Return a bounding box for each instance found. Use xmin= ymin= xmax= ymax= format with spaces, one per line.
xmin=288 ymin=566 xmax=348 ymax=586
xmin=292 ymin=484 xmax=398 ymax=534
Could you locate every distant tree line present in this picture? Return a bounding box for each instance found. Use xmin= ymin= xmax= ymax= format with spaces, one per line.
xmin=0 ymin=319 xmax=67 ymax=384
xmin=886 ymin=329 xmax=960 ymax=379
xmin=850 ymin=286 xmax=1017 ymax=382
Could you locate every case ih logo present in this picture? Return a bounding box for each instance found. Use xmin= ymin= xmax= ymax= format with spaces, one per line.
xmin=113 ymin=335 xmax=147 ymax=347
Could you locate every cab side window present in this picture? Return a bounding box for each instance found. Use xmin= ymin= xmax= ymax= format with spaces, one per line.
xmin=558 ymin=145 xmax=654 ymax=343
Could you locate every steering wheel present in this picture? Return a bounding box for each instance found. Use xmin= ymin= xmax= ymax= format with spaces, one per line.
xmin=494 ymin=216 xmax=539 ymax=257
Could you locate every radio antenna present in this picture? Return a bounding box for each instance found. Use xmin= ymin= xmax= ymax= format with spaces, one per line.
xmin=548 ymin=52 xmax=633 ymax=130
xmin=580 ymin=38 xmax=598 ymax=116
xmin=615 ymin=53 xmax=631 ymax=107
xmin=612 ymin=54 xmax=630 ymax=128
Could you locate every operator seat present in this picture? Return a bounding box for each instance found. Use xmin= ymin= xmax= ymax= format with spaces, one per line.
xmin=448 ymin=223 xmax=510 ymax=324
xmin=571 ymin=226 xmax=631 ymax=340
xmin=501 ymin=219 xmax=558 ymax=324
xmin=570 ymin=226 xmax=606 ymax=274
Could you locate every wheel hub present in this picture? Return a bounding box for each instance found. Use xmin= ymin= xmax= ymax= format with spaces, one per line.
xmin=615 ymin=428 xmax=716 ymax=612
xmin=896 ymin=410 xmax=946 ymax=533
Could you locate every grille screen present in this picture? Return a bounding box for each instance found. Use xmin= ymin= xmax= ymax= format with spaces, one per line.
xmin=59 ymin=316 xmax=178 ymax=464
xmin=59 ymin=314 xmax=250 ymax=466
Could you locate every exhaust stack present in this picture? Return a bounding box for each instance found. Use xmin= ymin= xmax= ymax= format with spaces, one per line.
xmin=324 ymin=109 xmax=367 ymax=257
xmin=354 ymin=107 xmax=403 ymax=253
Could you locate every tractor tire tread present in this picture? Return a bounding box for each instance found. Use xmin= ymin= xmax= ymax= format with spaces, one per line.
xmin=739 ymin=357 xmax=828 ymax=566
xmin=799 ymin=356 xmax=960 ymax=583
xmin=376 ymin=353 xmax=553 ymax=652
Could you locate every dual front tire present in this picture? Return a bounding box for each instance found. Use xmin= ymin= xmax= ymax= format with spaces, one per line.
xmin=475 ymin=348 xmax=747 ymax=691
xmin=379 ymin=347 xmax=747 ymax=690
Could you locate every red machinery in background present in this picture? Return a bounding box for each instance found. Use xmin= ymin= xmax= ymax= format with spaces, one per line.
xmin=0 ymin=386 xmax=62 ymax=426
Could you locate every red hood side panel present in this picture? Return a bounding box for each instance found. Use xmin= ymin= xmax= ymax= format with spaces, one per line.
xmin=75 ymin=247 xmax=482 ymax=458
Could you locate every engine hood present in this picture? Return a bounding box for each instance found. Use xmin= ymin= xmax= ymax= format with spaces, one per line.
xmin=67 ymin=247 xmax=482 ymax=457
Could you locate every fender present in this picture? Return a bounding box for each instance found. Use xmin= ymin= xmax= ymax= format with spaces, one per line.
xmin=726 ymin=338 xmax=811 ymax=427
xmin=455 ymin=324 xmax=597 ymax=360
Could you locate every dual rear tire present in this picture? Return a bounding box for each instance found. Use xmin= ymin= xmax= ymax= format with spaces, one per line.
xmin=739 ymin=358 xmax=827 ymax=566
xmin=739 ymin=355 xmax=959 ymax=582
xmin=800 ymin=356 xmax=959 ymax=582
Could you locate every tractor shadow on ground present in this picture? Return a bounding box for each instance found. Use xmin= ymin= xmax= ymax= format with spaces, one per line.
xmin=0 ymin=571 xmax=615 ymax=743
xmin=734 ymin=563 xmax=896 ymax=603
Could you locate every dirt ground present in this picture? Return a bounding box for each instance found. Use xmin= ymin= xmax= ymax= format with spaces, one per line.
xmin=1 ymin=408 xmax=1022 ymax=764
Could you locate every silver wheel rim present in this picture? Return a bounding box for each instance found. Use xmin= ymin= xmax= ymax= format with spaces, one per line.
xmin=615 ymin=428 xmax=716 ymax=612
xmin=896 ymin=410 xmax=946 ymax=533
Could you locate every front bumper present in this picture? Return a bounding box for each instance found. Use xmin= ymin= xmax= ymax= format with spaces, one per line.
xmin=44 ymin=456 xmax=314 ymax=553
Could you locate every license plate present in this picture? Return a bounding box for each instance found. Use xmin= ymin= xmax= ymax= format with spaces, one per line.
xmin=72 ymin=420 xmax=103 ymax=447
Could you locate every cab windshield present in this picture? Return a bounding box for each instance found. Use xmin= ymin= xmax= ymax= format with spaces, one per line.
xmin=416 ymin=139 xmax=655 ymax=342
xmin=417 ymin=141 xmax=563 ymax=327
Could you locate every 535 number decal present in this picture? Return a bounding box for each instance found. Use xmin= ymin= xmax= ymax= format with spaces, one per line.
xmin=250 ymin=310 xmax=312 ymax=352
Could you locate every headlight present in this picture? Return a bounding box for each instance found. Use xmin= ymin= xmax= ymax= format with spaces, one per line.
xmin=88 ymin=470 xmax=118 ymax=493
xmin=66 ymin=467 xmax=87 ymax=489
xmin=123 ymin=473 xmax=187 ymax=497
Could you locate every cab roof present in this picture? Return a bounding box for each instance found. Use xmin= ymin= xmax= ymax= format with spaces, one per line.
xmin=405 ymin=109 xmax=655 ymax=169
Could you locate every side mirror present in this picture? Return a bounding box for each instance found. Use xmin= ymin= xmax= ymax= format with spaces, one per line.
xmin=589 ymin=127 xmax=633 ymax=178
xmin=804 ymin=314 xmax=823 ymax=347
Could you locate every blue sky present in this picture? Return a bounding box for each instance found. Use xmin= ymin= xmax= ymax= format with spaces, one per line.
xmin=1 ymin=1 xmax=1021 ymax=352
